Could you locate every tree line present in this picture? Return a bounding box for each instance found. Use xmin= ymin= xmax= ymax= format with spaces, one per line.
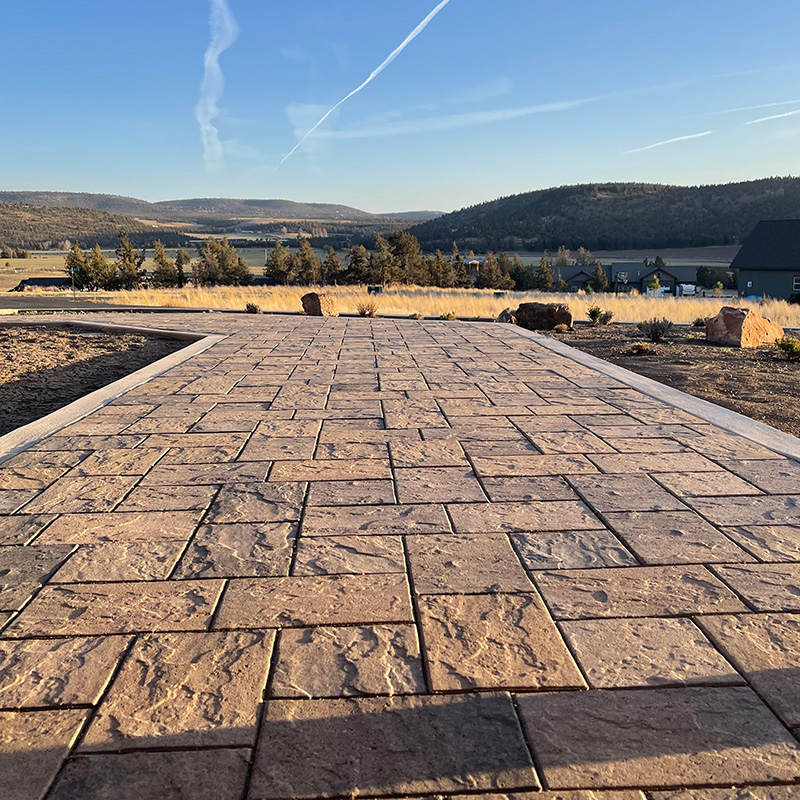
xmin=264 ymin=233 xmax=612 ymax=292
xmin=65 ymin=233 xmax=253 ymax=291
xmin=1 ymin=245 xmax=31 ymax=259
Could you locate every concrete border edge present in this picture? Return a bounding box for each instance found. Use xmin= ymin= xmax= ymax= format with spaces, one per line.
xmin=495 ymin=322 xmax=800 ymax=461
xmin=0 ymin=320 xmax=226 ymax=463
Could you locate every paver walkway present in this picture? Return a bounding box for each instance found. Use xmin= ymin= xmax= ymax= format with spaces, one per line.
xmin=2 ymin=313 xmax=800 ymax=800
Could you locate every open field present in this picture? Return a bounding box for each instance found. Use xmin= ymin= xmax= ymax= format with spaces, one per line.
xmin=88 ymin=285 xmax=800 ymax=327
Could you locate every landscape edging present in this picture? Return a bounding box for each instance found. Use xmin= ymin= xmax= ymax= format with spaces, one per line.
xmin=0 ymin=320 xmax=226 ymax=463
xmin=498 ymin=322 xmax=800 ymax=460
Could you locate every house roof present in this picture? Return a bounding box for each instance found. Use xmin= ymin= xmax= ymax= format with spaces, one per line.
xmin=610 ymin=263 xmax=698 ymax=283
xmin=731 ymin=220 xmax=800 ymax=271
xmin=12 ymin=276 xmax=69 ymax=291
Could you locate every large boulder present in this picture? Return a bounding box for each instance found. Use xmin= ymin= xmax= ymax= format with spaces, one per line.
xmin=301 ymin=292 xmax=338 ymax=317
xmin=706 ymin=306 xmax=784 ymax=348
xmin=515 ymin=302 xmax=573 ymax=331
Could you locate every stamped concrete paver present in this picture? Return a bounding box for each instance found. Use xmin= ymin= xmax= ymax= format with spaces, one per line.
xmin=2 ymin=314 xmax=800 ymax=799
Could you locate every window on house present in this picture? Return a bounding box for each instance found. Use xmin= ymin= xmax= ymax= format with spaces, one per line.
xmin=794 ymin=276 xmax=800 ymax=291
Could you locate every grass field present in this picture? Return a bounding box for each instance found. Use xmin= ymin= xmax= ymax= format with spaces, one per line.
xmin=92 ymin=285 xmax=800 ymax=327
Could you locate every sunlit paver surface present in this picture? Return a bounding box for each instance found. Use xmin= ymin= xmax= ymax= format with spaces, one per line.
xmin=2 ymin=313 xmax=800 ymax=799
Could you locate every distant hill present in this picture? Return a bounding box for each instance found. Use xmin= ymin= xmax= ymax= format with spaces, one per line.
xmin=0 ymin=192 xmax=440 ymax=225
xmin=410 ymin=177 xmax=800 ymax=252
xmin=0 ymin=203 xmax=188 ymax=250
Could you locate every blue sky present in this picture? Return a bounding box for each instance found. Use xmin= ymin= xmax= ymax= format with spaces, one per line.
xmin=2 ymin=0 xmax=799 ymax=212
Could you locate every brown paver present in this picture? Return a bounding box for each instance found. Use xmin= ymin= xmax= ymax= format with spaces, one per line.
xmin=270 ymin=624 xmax=426 ymax=697
xmin=700 ymin=612 xmax=800 ymax=728
xmin=561 ymin=617 xmax=742 ymax=688
xmin=0 ymin=545 xmax=74 ymax=610
xmin=49 ymin=749 xmax=252 ymax=800
xmin=535 ymin=565 xmax=747 ymax=619
xmin=4 ymin=580 xmax=224 ymax=636
xmin=3 ymin=313 xmax=800 ymax=798
xmin=0 ymin=708 xmax=89 ymax=800
xmin=714 ymin=563 xmax=800 ymax=611
xmin=249 ymin=693 xmax=539 ymax=798
xmin=603 ymin=510 xmax=753 ymax=564
xmin=512 ymin=529 xmax=638 ymax=570
xmin=418 ymin=593 xmax=585 ymax=691
xmin=293 ymin=535 xmax=406 ymax=575
xmin=80 ymin=630 xmax=273 ymax=750
xmin=173 ymin=521 xmax=296 ymax=578
xmin=215 ymin=573 xmax=413 ymax=629
xmin=0 ymin=636 xmax=129 ymax=708
xmin=50 ymin=541 xmax=185 ymax=582
xmin=36 ymin=510 xmax=201 ymax=544
xmin=516 ymin=687 xmax=800 ymax=788
xmin=407 ymin=533 xmax=532 ymax=593
xmin=302 ymin=503 xmax=450 ymax=535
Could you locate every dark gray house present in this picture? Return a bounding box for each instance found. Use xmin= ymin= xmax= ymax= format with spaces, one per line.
xmin=733 ymin=220 xmax=800 ymax=301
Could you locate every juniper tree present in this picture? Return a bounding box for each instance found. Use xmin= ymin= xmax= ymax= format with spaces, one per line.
xmin=114 ymin=232 xmax=146 ymax=290
xmin=533 ymin=258 xmax=554 ymax=291
xmin=151 ymin=240 xmax=179 ymax=288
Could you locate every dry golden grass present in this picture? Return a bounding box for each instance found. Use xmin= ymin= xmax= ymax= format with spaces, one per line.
xmin=98 ymin=285 xmax=800 ymax=327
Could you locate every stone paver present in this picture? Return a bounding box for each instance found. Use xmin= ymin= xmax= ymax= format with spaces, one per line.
xmin=418 ymin=593 xmax=584 ymax=691
xmin=270 ymin=624 xmax=425 ymax=698
xmin=2 ymin=313 xmax=800 ymax=799
xmin=516 ymin=687 xmax=800 ymax=788
xmin=561 ymin=617 xmax=742 ymax=688
xmin=80 ymin=631 xmax=273 ymax=750
xmin=249 ymin=693 xmax=539 ymax=798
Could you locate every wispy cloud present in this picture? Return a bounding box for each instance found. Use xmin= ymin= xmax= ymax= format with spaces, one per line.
xmin=716 ymin=99 xmax=800 ymax=114
xmin=746 ymin=108 xmax=800 ymax=125
xmin=626 ymin=131 xmax=714 ymax=154
xmin=311 ymin=99 xmax=588 ymax=140
xmin=195 ymin=0 xmax=240 ymax=172
xmin=279 ymin=0 xmax=453 ymax=166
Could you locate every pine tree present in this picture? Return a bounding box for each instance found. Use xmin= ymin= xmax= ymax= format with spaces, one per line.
xmin=430 ymin=249 xmax=455 ymax=287
xmin=298 ymin=239 xmax=321 ymax=285
xmin=321 ymin=248 xmax=343 ymax=285
xmin=391 ymin=232 xmax=424 ymax=285
xmin=475 ymin=252 xmax=513 ymax=290
xmin=264 ymin=240 xmax=291 ymax=285
xmin=151 ymin=240 xmax=179 ymax=288
xmin=115 ymin=232 xmax=146 ymax=290
xmin=218 ymin=237 xmax=252 ymax=286
xmin=64 ymin=243 xmax=89 ymax=290
xmin=195 ymin=238 xmax=223 ymax=286
xmin=533 ymin=258 xmax=554 ymax=291
xmin=345 ymin=245 xmax=370 ymax=284
xmin=88 ymin=244 xmax=116 ymax=290
xmin=453 ymin=253 xmax=471 ymax=288
xmin=175 ymin=249 xmax=191 ymax=288
xmin=590 ymin=262 xmax=608 ymax=292
xmin=373 ymin=234 xmax=400 ymax=284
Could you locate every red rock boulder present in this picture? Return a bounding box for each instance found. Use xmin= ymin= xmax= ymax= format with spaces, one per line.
xmin=515 ymin=302 xmax=573 ymax=331
xmin=301 ymin=293 xmax=338 ymax=317
xmin=706 ymin=306 xmax=784 ymax=348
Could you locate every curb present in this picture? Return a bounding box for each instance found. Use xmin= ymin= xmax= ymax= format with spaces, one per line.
xmin=0 ymin=321 xmax=226 ymax=463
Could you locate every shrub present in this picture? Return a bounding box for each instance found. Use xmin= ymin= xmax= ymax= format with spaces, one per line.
xmin=777 ymin=336 xmax=800 ymax=361
xmin=553 ymin=323 xmax=570 ymax=333
xmin=712 ymin=281 xmax=724 ymax=298
xmin=357 ymin=299 xmax=379 ymax=318
xmin=693 ymin=316 xmax=707 ymax=328
xmin=409 ymin=312 xmax=424 ymax=320
xmin=245 ymin=303 xmax=261 ymax=315
xmin=587 ymin=304 xmax=603 ymax=325
xmin=630 ymin=342 xmax=651 ymax=355
xmin=637 ymin=317 xmax=674 ymax=342
xmin=439 ymin=311 xmax=457 ymax=321
xmin=600 ymin=311 xmax=614 ymax=326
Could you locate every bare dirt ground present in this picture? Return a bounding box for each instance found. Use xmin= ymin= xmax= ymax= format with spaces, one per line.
xmin=550 ymin=324 xmax=800 ymax=438
xmin=0 ymin=326 xmax=185 ymax=436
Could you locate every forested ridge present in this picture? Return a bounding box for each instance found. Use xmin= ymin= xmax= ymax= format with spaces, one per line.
xmin=0 ymin=203 xmax=189 ymax=249
xmin=410 ymin=177 xmax=800 ymax=252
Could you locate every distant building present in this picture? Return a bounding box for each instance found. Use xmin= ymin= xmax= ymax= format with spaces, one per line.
xmin=609 ymin=263 xmax=698 ymax=294
xmin=732 ymin=220 xmax=800 ymax=301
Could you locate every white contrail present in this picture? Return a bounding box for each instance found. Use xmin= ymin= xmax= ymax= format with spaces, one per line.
xmin=746 ymin=108 xmax=800 ymax=125
xmin=717 ymin=100 xmax=800 ymax=114
xmin=626 ymin=131 xmax=713 ymax=154
xmin=195 ymin=0 xmax=240 ymax=172
xmin=279 ymin=0 xmax=453 ymax=166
